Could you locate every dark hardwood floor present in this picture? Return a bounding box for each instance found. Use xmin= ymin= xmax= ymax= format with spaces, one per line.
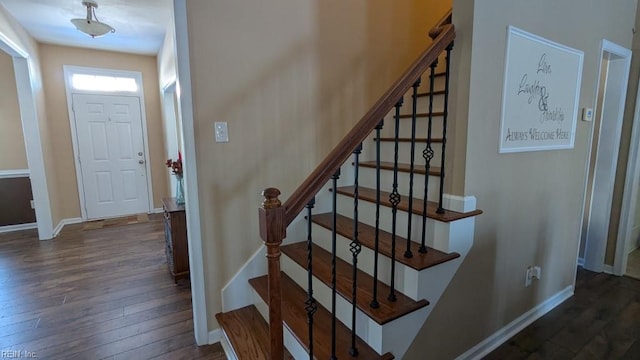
xmin=0 ymin=214 xmax=225 ymax=360
xmin=486 ymin=267 xmax=640 ymax=359
xmin=9 ymin=215 xmax=636 ymax=359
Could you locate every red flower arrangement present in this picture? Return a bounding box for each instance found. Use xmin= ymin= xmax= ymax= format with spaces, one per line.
xmin=166 ymin=152 xmax=183 ymax=177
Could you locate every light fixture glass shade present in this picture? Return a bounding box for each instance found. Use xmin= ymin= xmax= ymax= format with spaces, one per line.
xmin=70 ymin=1 xmax=115 ymax=38
xmin=71 ymin=18 xmax=115 ymax=38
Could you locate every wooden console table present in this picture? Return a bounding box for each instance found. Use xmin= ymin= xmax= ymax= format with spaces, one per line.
xmin=162 ymin=197 xmax=189 ymax=283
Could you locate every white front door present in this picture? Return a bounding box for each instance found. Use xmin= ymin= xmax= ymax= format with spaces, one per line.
xmin=72 ymin=94 xmax=150 ymax=219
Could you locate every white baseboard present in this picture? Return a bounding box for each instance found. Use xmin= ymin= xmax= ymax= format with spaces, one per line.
xmin=208 ymin=328 xmax=222 ymax=344
xmin=52 ymin=217 xmax=83 ymax=237
xmin=456 ymin=285 xmax=574 ymax=360
xmin=151 ymin=207 xmax=164 ymax=214
xmin=603 ymin=264 xmax=614 ymax=274
xmin=0 ymin=222 xmax=37 ymax=233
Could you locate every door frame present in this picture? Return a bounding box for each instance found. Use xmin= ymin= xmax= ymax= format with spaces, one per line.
xmin=614 ymin=75 xmax=640 ymax=275
xmin=173 ymin=0 xmax=209 ymax=344
xmin=63 ymin=65 xmax=154 ymax=220
xmin=162 ymin=80 xmax=180 ymax=197
xmin=0 ymin=31 xmax=54 ymax=240
xmin=582 ymin=40 xmax=632 ymax=272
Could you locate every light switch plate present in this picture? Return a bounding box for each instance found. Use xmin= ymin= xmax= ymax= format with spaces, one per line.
xmin=214 ymin=122 xmax=229 ymax=142
xmin=582 ymin=107 xmax=593 ymax=121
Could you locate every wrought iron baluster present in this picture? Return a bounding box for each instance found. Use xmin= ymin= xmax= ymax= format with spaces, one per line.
xmin=330 ymin=168 xmax=340 ymax=360
xmin=421 ymin=61 xmax=438 ymax=253
xmin=389 ymin=97 xmax=403 ymax=302
xmin=371 ymin=119 xmax=384 ymax=309
xmin=305 ymin=197 xmax=317 ymax=359
xmin=437 ymin=43 xmax=453 ymax=214
xmin=349 ymin=144 xmax=362 ymax=356
xmin=405 ymin=78 xmax=421 ymax=259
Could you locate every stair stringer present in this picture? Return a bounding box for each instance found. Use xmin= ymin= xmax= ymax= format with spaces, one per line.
xmin=221 ymin=245 xmax=266 ymax=312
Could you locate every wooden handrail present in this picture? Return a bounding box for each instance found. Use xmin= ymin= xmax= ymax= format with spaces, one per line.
xmin=429 ymin=9 xmax=452 ymax=40
xmin=283 ymin=24 xmax=455 ymax=225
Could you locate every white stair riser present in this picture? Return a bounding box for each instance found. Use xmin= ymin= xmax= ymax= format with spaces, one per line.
xmin=402 ymin=95 xmax=445 ymax=115
xmin=254 ymin=262 xmax=433 ymax=359
xmin=402 ymin=75 xmax=447 ymax=98
xmin=353 ymin=165 xmax=442 ymax=201
xmin=388 ymin=96 xmax=445 ymax=117
xmin=281 ymin=253 xmax=431 ymax=356
xmin=335 ymin=194 xmax=441 ymax=247
xmin=309 ymin=224 xmax=422 ymax=300
xmin=376 ymin=115 xmax=446 ymax=140
xmin=281 ymin=254 xmax=379 ymax=350
xmin=308 ymin=215 xmax=473 ymax=299
xmin=359 ymin=140 xmax=444 ymax=170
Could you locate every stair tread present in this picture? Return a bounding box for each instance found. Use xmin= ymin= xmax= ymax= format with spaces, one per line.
xmin=311 ymin=212 xmax=460 ymax=271
xmin=360 ymin=161 xmax=441 ymax=176
xmin=282 ymin=242 xmax=428 ymax=325
xmin=250 ymin=273 xmax=394 ymax=360
xmin=398 ymin=111 xmax=444 ymax=119
xmin=215 ymin=305 xmax=294 ymax=360
xmin=416 ymin=89 xmax=446 ymax=98
xmin=336 ymin=185 xmax=483 ymax=222
xmin=374 ymin=137 xmax=444 ymax=143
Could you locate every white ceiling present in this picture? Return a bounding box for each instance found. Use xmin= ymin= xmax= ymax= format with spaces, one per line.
xmin=0 ymin=0 xmax=173 ymax=55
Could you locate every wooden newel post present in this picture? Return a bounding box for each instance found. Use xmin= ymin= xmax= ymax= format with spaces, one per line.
xmin=259 ymin=187 xmax=285 ymax=360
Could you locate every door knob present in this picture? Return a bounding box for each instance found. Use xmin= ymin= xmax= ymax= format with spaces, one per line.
xmin=139 ymin=160 xmax=144 ymax=164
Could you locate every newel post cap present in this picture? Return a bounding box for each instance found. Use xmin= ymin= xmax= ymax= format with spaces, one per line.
xmin=262 ymin=188 xmax=282 ymax=209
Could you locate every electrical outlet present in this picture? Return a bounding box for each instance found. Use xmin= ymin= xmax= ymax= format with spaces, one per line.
xmin=525 ymin=266 xmax=533 ymax=287
xmin=525 ymin=265 xmax=542 ymax=287
xmin=214 ymin=122 xmax=229 ymax=143
xmin=532 ymin=266 xmax=541 ymax=280
xmin=30 ymin=200 xmax=35 ymax=209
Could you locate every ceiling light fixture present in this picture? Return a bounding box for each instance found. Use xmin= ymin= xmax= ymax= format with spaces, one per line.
xmin=70 ymin=0 xmax=115 ymax=38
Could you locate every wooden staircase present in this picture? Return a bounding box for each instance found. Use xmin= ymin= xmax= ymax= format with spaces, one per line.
xmin=216 ymin=10 xmax=482 ymax=360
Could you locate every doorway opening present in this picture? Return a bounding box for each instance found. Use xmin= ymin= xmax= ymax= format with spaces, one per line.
xmin=0 ymin=32 xmax=53 ymax=240
xmin=162 ymin=81 xmax=184 ymax=198
xmin=614 ymin=70 xmax=640 ymax=279
xmin=581 ymin=40 xmax=632 ymax=273
xmin=63 ymin=66 xmax=154 ymax=220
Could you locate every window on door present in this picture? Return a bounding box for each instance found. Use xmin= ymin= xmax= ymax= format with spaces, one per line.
xmin=70 ymin=74 xmax=138 ymax=92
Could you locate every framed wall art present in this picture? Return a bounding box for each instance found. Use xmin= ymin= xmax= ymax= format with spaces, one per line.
xmin=499 ymin=26 xmax=584 ymax=153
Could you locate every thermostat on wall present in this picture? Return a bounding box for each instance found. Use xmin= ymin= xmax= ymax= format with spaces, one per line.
xmin=582 ymin=107 xmax=593 ymax=121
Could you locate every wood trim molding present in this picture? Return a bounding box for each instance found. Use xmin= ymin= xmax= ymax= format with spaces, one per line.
xmin=0 ymin=222 xmax=37 ymax=234
xmin=0 ymin=169 xmax=30 ymax=178
xmin=173 ymin=0 xmax=209 ymax=345
xmin=52 ymin=217 xmax=83 ymax=238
